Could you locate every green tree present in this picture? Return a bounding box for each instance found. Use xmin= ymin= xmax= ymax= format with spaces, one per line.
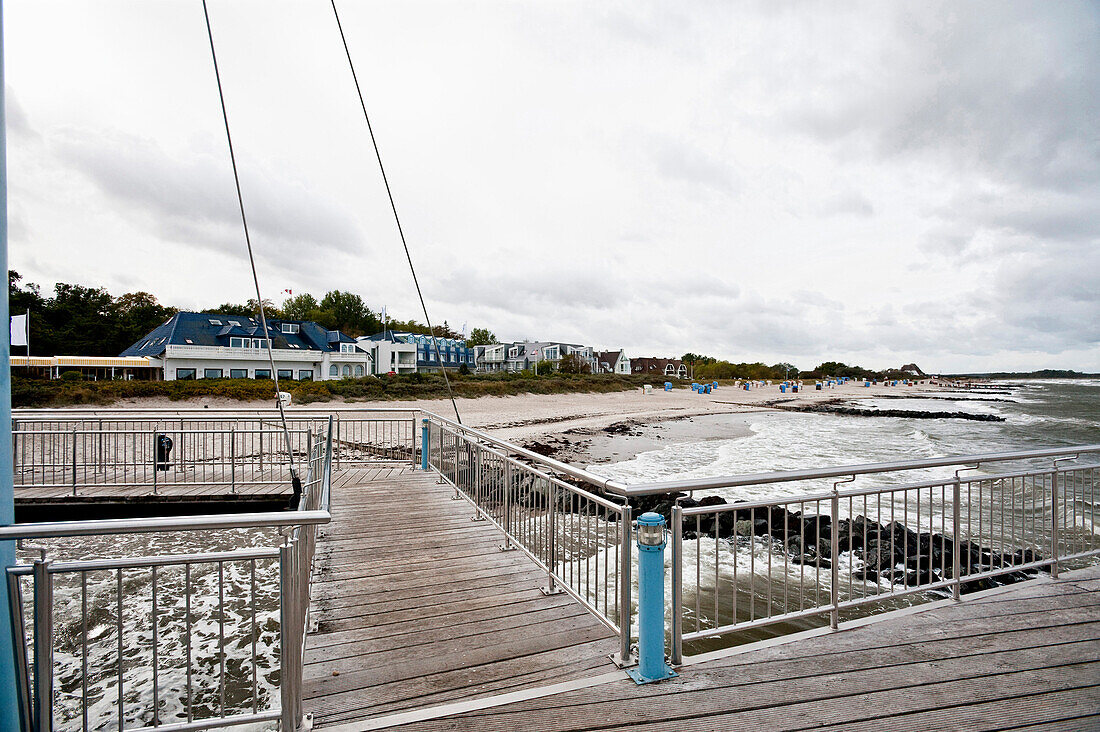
xmin=281 ymin=293 xmax=320 ymax=320
xmin=466 ymin=327 xmax=497 ymax=346
xmin=558 ymin=353 xmax=591 ymax=374
xmin=319 ymin=290 xmax=381 ymax=337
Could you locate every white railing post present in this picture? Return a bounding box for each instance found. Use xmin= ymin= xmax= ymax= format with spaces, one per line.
xmin=830 ymin=491 xmax=840 ymax=630
xmin=617 ymin=504 xmax=633 ymax=667
xmin=952 ymin=477 xmax=962 ymax=601
xmin=70 ymin=430 xmax=77 ymax=496
xmin=671 ymin=503 xmax=683 ymax=665
xmin=230 ymin=428 xmax=236 ymax=495
xmin=1051 ymin=469 xmax=1060 ymax=579
xmin=499 ymin=461 xmax=515 ymax=551
xmin=279 ymin=541 xmax=295 ymax=732
xmin=32 ymin=557 xmax=53 ymax=732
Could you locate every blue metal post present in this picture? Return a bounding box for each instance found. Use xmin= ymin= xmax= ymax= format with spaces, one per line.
xmin=0 ymin=3 xmax=20 ymax=724
xmin=627 ymin=512 xmax=677 ymax=684
xmin=420 ymin=419 xmax=429 ymax=471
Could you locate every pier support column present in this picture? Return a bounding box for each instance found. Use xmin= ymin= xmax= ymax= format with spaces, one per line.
xmin=0 ymin=9 xmax=22 ymax=727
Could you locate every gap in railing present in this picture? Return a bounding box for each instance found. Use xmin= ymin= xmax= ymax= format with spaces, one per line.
xmin=15 ymin=497 xmax=292 ymax=523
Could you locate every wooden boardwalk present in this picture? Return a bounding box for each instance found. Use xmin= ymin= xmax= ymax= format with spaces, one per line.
xmin=302 ymin=466 xmax=619 ymax=728
xmin=391 ymin=565 xmax=1100 ymax=731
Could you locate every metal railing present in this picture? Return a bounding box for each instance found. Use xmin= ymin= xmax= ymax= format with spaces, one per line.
xmin=421 ymin=413 xmax=635 ymax=664
xmin=12 ymin=408 xmax=417 ymax=493
xmin=667 ymin=451 xmax=1100 ymax=662
xmin=2 ymin=417 xmax=334 ymax=732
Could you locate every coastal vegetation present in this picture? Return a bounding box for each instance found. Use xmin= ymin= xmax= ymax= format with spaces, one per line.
xmin=8 ymin=271 xmax=490 ymax=354
xmin=12 ymin=371 xmax=665 ymax=408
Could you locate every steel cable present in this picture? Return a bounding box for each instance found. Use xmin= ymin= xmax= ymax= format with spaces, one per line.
xmin=201 ymin=0 xmax=301 ymax=495
xmin=329 ymin=0 xmax=462 ymax=424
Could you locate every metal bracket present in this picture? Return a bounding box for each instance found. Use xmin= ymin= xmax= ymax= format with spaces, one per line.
xmin=17 ymin=540 xmax=47 ymax=562
xmin=1053 ymin=454 xmax=1078 ymax=471
xmin=832 ymin=475 xmax=855 ymax=494
xmin=610 ymin=650 xmax=638 ymax=669
xmin=954 ymin=463 xmax=980 ymax=480
xmin=539 ymin=585 xmax=564 ymax=596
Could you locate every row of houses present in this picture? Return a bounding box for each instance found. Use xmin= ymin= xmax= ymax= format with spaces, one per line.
xmin=96 ymin=312 xmax=662 ymax=381
xmin=1 ymin=312 xmax=690 ymax=382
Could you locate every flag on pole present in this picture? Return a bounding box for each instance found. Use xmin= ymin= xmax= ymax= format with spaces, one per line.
xmin=10 ymin=313 xmax=28 ymax=347
xmin=283 ymin=289 xmax=292 ymax=295
xmin=460 ymin=321 xmax=468 ymax=338
xmin=381 ymin=306 xmax=387 ymax=321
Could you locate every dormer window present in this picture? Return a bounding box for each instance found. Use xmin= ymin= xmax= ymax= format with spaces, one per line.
xmin=281 ymin=323 xmax=300 ymax=334
xmin=509 ymin=347 xmax=519 ymax=359
xmin=340 ymin=343 xmax=357 ymax=354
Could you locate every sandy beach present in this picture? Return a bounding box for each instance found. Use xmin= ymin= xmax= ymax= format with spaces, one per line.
xmin=107 ymin=380 xmax=944 ymax=463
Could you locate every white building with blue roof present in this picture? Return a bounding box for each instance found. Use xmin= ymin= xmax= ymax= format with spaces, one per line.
xmin=121 ymin=311 xmax=372 ymax=381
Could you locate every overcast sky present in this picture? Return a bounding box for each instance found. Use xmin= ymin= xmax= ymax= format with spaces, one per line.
xmin=5 ymin=1 xmax=1098 ymax=372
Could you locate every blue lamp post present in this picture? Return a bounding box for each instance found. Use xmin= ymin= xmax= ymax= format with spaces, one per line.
xmin=420 ymin=418 xmax=429 ymax=471
xmin=626 ymin=512 xmax=677 ymax=684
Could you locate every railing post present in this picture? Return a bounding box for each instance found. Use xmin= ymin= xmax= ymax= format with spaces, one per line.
xmin=32 ymin=557 xmax=53 ymax=732
xmin=70 ymin=430 xmax=77 ymax=496
xmin=671 ymin=504 xmax=683 ymax=666
xmin=451 ymin=435 xmax=460 ymax=500
xmin=472 ymin=446 xmax=484 ymax=521
xmin=627 ymin=513 xmax=676 ymax=684
xmin=279 ymin=541 xmax=295 ymax=732
xmin=499 ymin=461 xmax=515 ymax=551
xmin=258 ymin=428 xmax=264 ymax=474
xmin=952 ymin=477 xmax=962 ymax=601
xmin=1051 ymin=469 xmax=1060 ymax=579
xmin=830 ymin=491 xmax=840 ymax=630
xmin=437 ymin=427 xmax=443 ymax=483
xmin=230 ymin=428 xmax=236 ymax=495
xmin=152 ymin=431 xmax=158 ymax=496
xmin=409 ymin=416 xmax=417 ymax=467
xmin=541 ymin=482 xmax=562 ymax=595
xmin=420 ymin=419 xmax=429 ymax=472
xmin=616 ymin=504 xmax=633 ymax=667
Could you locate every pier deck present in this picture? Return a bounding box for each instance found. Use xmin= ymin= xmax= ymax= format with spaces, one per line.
xmin=392 ymin=565 xmax=1100 ymax=731
xmin=302 ymin=466 xmax=619 ymax=728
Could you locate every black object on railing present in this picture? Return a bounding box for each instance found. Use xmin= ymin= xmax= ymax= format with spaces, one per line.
xmin=155 ymin=434 xmax=173 ymax=471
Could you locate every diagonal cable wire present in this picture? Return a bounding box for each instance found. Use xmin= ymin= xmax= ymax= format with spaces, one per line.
xmin=329 ymin=0 xmax=462 ymax=424
xmin=201 ymin=0 xmax=302 ymax=492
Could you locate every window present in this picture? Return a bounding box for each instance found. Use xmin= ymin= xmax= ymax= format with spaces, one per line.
xmin=185 ymin=339 xmax=193 ymax=344
xmin=230 ymin=369 xmax=248 ymax=379
xmin=252 ymin=339 xmax=267 ymax=349
xmin=342 ymin=365 xmax=351 ymax=377
xmin=209 ymin=319 xmax=222 ymax=326
xmin=176 ymin=368 xmax=196 ymax=380
xmin=281 ymin=323 xmax=299 ymax=334
xmin=229 ymin=320 xmax=241 ymax=327
xmin=277 ymin=369 xmax=293 ymax=380
xmin=230 ymin=337 xmax=245 ymax=348
xmin=329 ymin=365 xmax=338 ymax=377
xmin=298 ymin=369 xmax=313 ymax=381
xmin=255 ymin=369 xmax=271 ymax=379
xmin=354 ymin=365 xmax=364 ymax=377
xmin=509 ymin=347 xmax=519 ymax=359
xmin=340 ymin=343 xmax=357 ymax=354
xmin=204 ymin=368 xmax=223 ymax=379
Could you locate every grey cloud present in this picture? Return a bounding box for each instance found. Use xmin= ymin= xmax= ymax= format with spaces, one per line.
xmin=52 ymin=128 xmax=365 ymax=276
xmin=822 ymin=190 xmax=874 ymax=218
xmin=652 ymin=138 xmax=738 ymax=195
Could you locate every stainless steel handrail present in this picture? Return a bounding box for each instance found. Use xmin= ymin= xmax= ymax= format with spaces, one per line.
xmin=0 ymin=510 xmax=330 ymax=540
xmin=617 ymin=443 xmax=1100 ymax=496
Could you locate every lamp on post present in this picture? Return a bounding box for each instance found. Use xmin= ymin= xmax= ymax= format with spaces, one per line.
xmin=627 ymin=512 xmax=678 ymax=684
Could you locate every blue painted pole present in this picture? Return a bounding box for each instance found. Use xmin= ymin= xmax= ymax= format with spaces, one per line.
xmin=0 ymin=2 xmax=20 ymax=725
xmin=627 ymin=512 xmax=677 ymax=684
xmin=420 ymin=419 xmax=429 ymax=471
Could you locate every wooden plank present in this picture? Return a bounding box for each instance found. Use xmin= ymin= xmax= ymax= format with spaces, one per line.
xmin=304 ymin=465 xmax=618 ymax=727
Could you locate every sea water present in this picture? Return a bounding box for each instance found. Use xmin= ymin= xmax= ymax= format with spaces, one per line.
xmin=585 ymin=380 xmax=1100 ymax=652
